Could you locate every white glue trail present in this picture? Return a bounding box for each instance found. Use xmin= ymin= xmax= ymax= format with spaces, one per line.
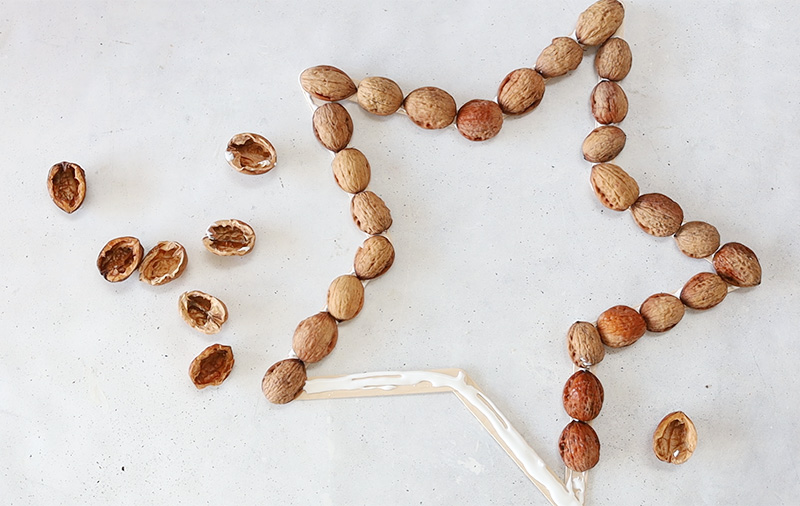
xmin=300 ymin=369 xmax=581 ymax=506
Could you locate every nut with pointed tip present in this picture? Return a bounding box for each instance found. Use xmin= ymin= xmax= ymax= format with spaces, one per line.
xmin=563 ymin=370 xmax=604 ymax=421
xmin=575 ymin=0 xmax=625 ymax=46
xmin=713 ymin=242 xmax=762 ymax=287
xmin=596 ymin=305 xmax=646 ymax=348
xmin=680 ymin=272 xmax=727 ymax=310
xmin=590 ymin=163 xmax=639 ymax=211
xmin=351 ymin=191 xmax=392 ymax=235
xmin=630 ymin=193 xmax=684 ymax=237
xmin=535 ymin=37 xmax=584 ymax=78
xmin=300 ymin=65 xmax=357 ymax=102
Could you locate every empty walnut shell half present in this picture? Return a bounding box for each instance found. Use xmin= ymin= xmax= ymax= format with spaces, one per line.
xmin=203 ymin=219 xmax=256 ymax=256
xmin=97 ymin=236 xmax=144 ymax=282
xmin=139 ymin=241 xmax=188 ymax=286
xmin=179 ymin=290 xmax=228 ymax=334
xmin=262 ymin=358 xmax=307 ymax=404
xmin=225 ymin=133 xmax=277 ymax=175
xmin=653 ymin=411 xmax=697 ymax=465
xmin=48 ymin=161 xmax=86 ymax=213
xmin=189 ymin=344 xmax=234 ymax=389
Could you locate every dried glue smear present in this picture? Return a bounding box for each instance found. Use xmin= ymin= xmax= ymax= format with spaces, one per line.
xmin=301 ymin=369 xmax=582 ymax=506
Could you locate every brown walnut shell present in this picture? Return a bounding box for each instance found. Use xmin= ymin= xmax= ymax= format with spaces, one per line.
xmin=535 ymin=37 xmax=584 ymax=78
xmin=595 ymin=37 xmax=632 ymax=81
xmin=456 ymin=99 xmax=503 ymax=141
xmin=300 ymin=65 xmax=357 ymax=102
xmin=582 ymin=126 xmax=626 ymax=163
xmin=680 ymin=272 xmax=728 ymax=310
xmin=590 ymin=163 xmax=639 ymax=211
xmin=713 ymin=242 xmax=762 ymax=287
xmin=354 ymin=235 xmax=395 ymax=280
xmin=327 ymin=275 xmax=365 ymax=321
xmin=591 ymin=80 xmax=628 ymax=124
xmin=97 ymin=236 xmax=144 ymax=282
xmin=562 ymin=370 xmax=604 ymax=422
xmin=351 ymin=191 xmax=392 ymax=235
xmin=639 ymin=293 xmax=685 ymax=332
xmin=225 ymin=133 xmax=277 ymax=175
xmin=596 ymin=305 xmax=646 ymax=348
xmin=262 ymin=359 xmax=307 ymax=405
xmin=48 ymin=161 xmax=86 ymax=213
xmin=653 ymin=411 xmax=697 ymax=465
xmin=203 ymin=219 xmax=256 ymax=256
xmin=575 ymin=0 xmax=625 ymax=46
xmin=292 ymin=312 xmax=339 ymax=363
xmin=403 ymin=87 xmax=457 ymax=129
xmin=567 ymin=321 xmax=605 ymax=368
xmin=179 ymin=290 xmax=228 ymax=334
xmin=497 ymin=68 xmax=545 ymax=115
xmin=675 ymin=221 xmax=721 ymax=259
xmin=332 ymin=148 xmax=371 ymax=194
xmin=139 ymin=241 xmax=188 ymax=286
xmin=189 ymin=344 xmax=234 ymax=389
xmin=630 ymin=193 xmax=684 ymax=237
xmin=357 ymin=76 xmax=404 ymax=116
xmin=313 ymin=102 xmax=353 ymax=152
xmin=559 ymin=421 xmax=601 ymax=472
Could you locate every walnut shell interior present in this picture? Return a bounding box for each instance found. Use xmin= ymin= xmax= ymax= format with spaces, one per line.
xmin=653 ymin=411 xmax=697 ymax=464
xmin=226 ymin=133 xmax=276 ymax=175
xmin=139 ymin=241 xmax=188 ymax=285
xmin=189 ymin=344 xmax=234 ymax=389
xmin=97 ymin=236 xmax=144 ymax=282
xmin=203 ymin=219 xmax=256 ymax=256
xmin=179 ymin=290 xmax=228 ymax=334
xmin=47 ymin=161 xmax=86 ymax=213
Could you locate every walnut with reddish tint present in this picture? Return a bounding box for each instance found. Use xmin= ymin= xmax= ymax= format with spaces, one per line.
xmin=203 ymin=219 xmax=256 ymax=256
xmin=292 ymin=312 xmax=338 ymax=363
xmin=680 ymin=272 xmax=728 ymax=310
xmin=596 ymin=305 xmax=646 ymax=347
xmin=456 ymin=100 xmax=504 ymax=141
xmin=97 ymin=236 xmax=144 ymax=282
xmin=139 ymin=241 xmax=188 ymax=286
xmin=591 ymin=80 xmax=628 ymax=124
xmin=562 ymin=370 xmax=604 ymax=421
xmin=225 ymin=133 xmax=276 ymax=175
xmin=179 ymin=290 xmax=228 ymax=334
xmin=189 ymin=344 xmax=234 ymax=389
xmin=559 ymin=421 xmax=601 ymax=472
xmin=713 ymin=242 xmax=762 ymax=287
xmin=48 ymin=161 xmax=86 ymax=213
xmin=262 ymin=359 xmax=307 ymax=404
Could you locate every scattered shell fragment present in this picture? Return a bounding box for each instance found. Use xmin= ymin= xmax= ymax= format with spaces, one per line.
xmin=189 ymin=344 xmax=234 ymax=389
xmin=630 ymin=193 xmax=684 ymax=237
xmin=653 ymin=411 xmax=697 ymax=465
xmin=48 ymin=161 xmax=87 ymax=213
xmin=203 ymin=219 xmax=256 ymax=256
xmin=225 ymin=133 xmax=277 ymax=175
xmin=139 ymin=241 xmax=188 ymax=286
xmin=97 ymin=236 xmax=144 ymax=282
xmin=179 ymin=290 xmax=228 ymax=334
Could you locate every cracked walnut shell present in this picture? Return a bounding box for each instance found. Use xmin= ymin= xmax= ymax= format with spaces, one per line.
xmin=189 ymin=344 xmax=234 ymax=389
xmin=48 ymin=161 xmax=86 ymax=214
xmin=262 ymin=358 xmax=307 ymax=405
xmin=97 ymin=236 xmax=144 ymax=282
xmin=139 ymin=241 xmax=188 ymax=286
xmin=225 ymin=133 xmax=277 ymax=175
xmin=203 ymin=219 xmax=256 ymax=256
xmin=179 ymin=290 xmax=228 ymax=334
xmin=653 ymin=411 xmax=697 ymax=465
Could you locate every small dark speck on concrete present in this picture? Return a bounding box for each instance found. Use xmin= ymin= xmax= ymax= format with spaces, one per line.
xmin=122 ymin=466 xmax=125 ymax=471
xmin=705 ymin=385 xmax=710 ymax=388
